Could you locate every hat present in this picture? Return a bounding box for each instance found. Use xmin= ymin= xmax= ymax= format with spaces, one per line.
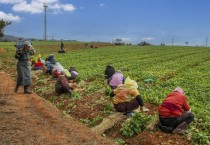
xmin=173 ymin=87 xmax=185 ymax=95
xmin=24 ymin=41 xmax=32 ymax=47
xmin=61 ymin=69 xmax=71 ymax=78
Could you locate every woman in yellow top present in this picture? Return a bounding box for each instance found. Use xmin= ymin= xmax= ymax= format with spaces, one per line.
xmin=110 ymin=77 xmax=148 ymax=116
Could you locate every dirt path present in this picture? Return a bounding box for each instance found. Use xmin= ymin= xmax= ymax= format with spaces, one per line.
xmin=0 ymin=71 xmax=115 ymax=145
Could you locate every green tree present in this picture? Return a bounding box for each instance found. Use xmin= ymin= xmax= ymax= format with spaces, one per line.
xmin=0 ymin=19 xmax=11 ymax=38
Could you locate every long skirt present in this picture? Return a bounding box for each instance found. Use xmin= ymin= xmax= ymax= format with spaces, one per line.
xmin=114 ymin=98 xmax=139 ymax=113
xmin=17 ymin=60 xmax=31 ymax=86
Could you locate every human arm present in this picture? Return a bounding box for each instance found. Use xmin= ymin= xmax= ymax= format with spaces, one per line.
xmin=136 ymin=95 xmax=150 ymax=112
xmin=110 ymin=90 xmax=115 ymax=98
xmin=14 ymin=49 xmax=22 ymax=59
xmin=29 ymin=47 xmax=35 ymax=55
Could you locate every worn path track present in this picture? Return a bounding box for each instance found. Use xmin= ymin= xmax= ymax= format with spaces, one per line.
xmin=0 ymin=71 xmax=115 ymax=145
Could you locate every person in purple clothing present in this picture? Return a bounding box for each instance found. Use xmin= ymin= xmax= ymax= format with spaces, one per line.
xmin=109 ymin=70 xmax=125 ymax=90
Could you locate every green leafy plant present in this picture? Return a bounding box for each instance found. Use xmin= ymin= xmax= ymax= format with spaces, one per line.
xmin=103 ymin=102 xmax=114 ymax=116
xmin=80 ymin=116 xmax=103 ymax=127
xmin=120 ymin=113 xmax=151 ymax=138
xmin=114 ymin=138 xmax=126 ymax=145
xmin=71 ymin=92 xmax=81 ymax=100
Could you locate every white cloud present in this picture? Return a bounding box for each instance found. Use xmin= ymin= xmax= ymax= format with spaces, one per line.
xmin=62 ymin=4 xmax=76 ymax=11
xmin=142 ymin=37 xmax=155 ymax=41
xmin=13 ymin=1 xmax=43 ymax=14
xmin=0 ymin=0 xmax=24 ymax=4
xmin=10 ymin=0 xmax=76 ymax=14
xmin=0 ymin=11 xmax=21 ymax=22
xmin=36 ymin=0 xmax=58 ymax=3
xmin=99 ymin=3 xmax=104 ymax=7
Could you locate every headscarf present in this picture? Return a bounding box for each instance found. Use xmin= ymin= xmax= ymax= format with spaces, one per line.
xmin=173 ymin=87 xmax=185 ymax=95
xmin=61 ymin=69 xmax=71 ymax=78
xmin=124 ymin=76 xmax=138 ymax=89
xmin=109 ymin=70 xmax=124 ymax=87
xmin=53 ymin=62 xmax=64 ymax=73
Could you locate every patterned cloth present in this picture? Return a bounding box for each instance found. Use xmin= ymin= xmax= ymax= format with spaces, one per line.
xmin=55 ymin=75 xmax=72 ymax=94
xmin=52 ymin=62 xmax=64 ymax=78
xmin=112 ymin=77 xmax=139 ymax=104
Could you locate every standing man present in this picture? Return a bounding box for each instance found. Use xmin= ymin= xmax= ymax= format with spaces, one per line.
xmin=14 ymin=41 xmax=35 ymax=94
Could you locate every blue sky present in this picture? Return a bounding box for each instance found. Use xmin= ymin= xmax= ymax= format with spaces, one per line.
xmin=0 ymin=0 xmax=210 ymax=46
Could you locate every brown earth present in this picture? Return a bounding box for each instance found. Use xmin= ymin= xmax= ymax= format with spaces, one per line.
xmin=0 ymin=47 xmax=193 ymax=145
xmin=0 ymin=71 xmax=115 ymax=145
xmin=0 ymin=47 xmax=6 ymax=53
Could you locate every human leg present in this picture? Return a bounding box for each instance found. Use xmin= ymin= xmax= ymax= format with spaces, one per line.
xmin=172 ymin=112 xmax=194 ymax=134
xmin=24 ymin=85 xmax=32 ymax=94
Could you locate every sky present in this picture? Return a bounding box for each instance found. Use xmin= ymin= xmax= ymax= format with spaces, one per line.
xmin=0 ymin=0 xmax=210 ymax=46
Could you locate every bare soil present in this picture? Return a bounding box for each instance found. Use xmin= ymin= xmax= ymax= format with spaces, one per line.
xmin=0 ymin=71 xmax=115 ymax=145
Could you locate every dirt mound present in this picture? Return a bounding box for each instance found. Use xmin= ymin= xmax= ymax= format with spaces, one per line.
xmin=0 ymin=48 xmax=6 ymax=53
xmin=0 ymin=71 xmax=115 ymax=145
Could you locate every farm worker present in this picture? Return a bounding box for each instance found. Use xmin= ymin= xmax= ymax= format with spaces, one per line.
xmin=45 ymin=61 xmax=54 ymax=74
xmin=109 ymin=70 xmax=125 ymax=90
xmin=110 ymin=77 xmax=149 ymax=116
xmin=104 ymin=64 xmax=115 ymax=84
xmin=60 ymin=41 xmax=64 ymax=50
xmin=32 ymin=58 xmax=43 ymax=70
xmin=52 ymin=62 xmax=64 ymax=78
xmin=68 ymin=66 xmax=79 ymax=81
xmin=55 ymin=72 xmax=72 ymax=95
xmin=14 ymin=41 xmax=35 ymax=94
xmin=45 ymin=54 xmax=56 ymax=65
xmin=158 ymin=87 xmax=194 ymax=134
xmin=58 ymin=41 xmax=65 ymax=53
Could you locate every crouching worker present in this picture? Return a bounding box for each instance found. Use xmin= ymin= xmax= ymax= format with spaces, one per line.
xmin=52 ymin=62 xmax=64 ymax=78
xmin=55 ymin=70 xmax=72 ymax=95
xmin=110 ymin=77 xmax=149 ymax=116
xmin=32 ymin=58 xmax=43 ymax=70
xmin=158 ymin=87 xmax=194 ymax=134
xmin=68 ymin=66 xmax=79 ymax=81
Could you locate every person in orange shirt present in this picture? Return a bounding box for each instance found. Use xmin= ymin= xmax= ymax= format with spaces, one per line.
xmin=110 ymin=77 xmax=149 ymax=116
xmin=158 ymin=87 xmax=194 ymax=134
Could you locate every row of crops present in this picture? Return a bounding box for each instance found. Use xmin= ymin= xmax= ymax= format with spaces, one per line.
xmin=0 ymin=42 xmax=210 ymax=144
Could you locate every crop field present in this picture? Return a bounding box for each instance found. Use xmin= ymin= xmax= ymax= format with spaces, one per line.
xmin=0 ymin=41 xmax=210 ymax=145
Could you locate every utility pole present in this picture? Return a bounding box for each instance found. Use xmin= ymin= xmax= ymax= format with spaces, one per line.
xmin=206 ymin=37 xmax=208 ymax=47
xmin=172 ymin=37 xmax=174 ymax=46
xmin=43 ymin=3 xmax=48 ymax=41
